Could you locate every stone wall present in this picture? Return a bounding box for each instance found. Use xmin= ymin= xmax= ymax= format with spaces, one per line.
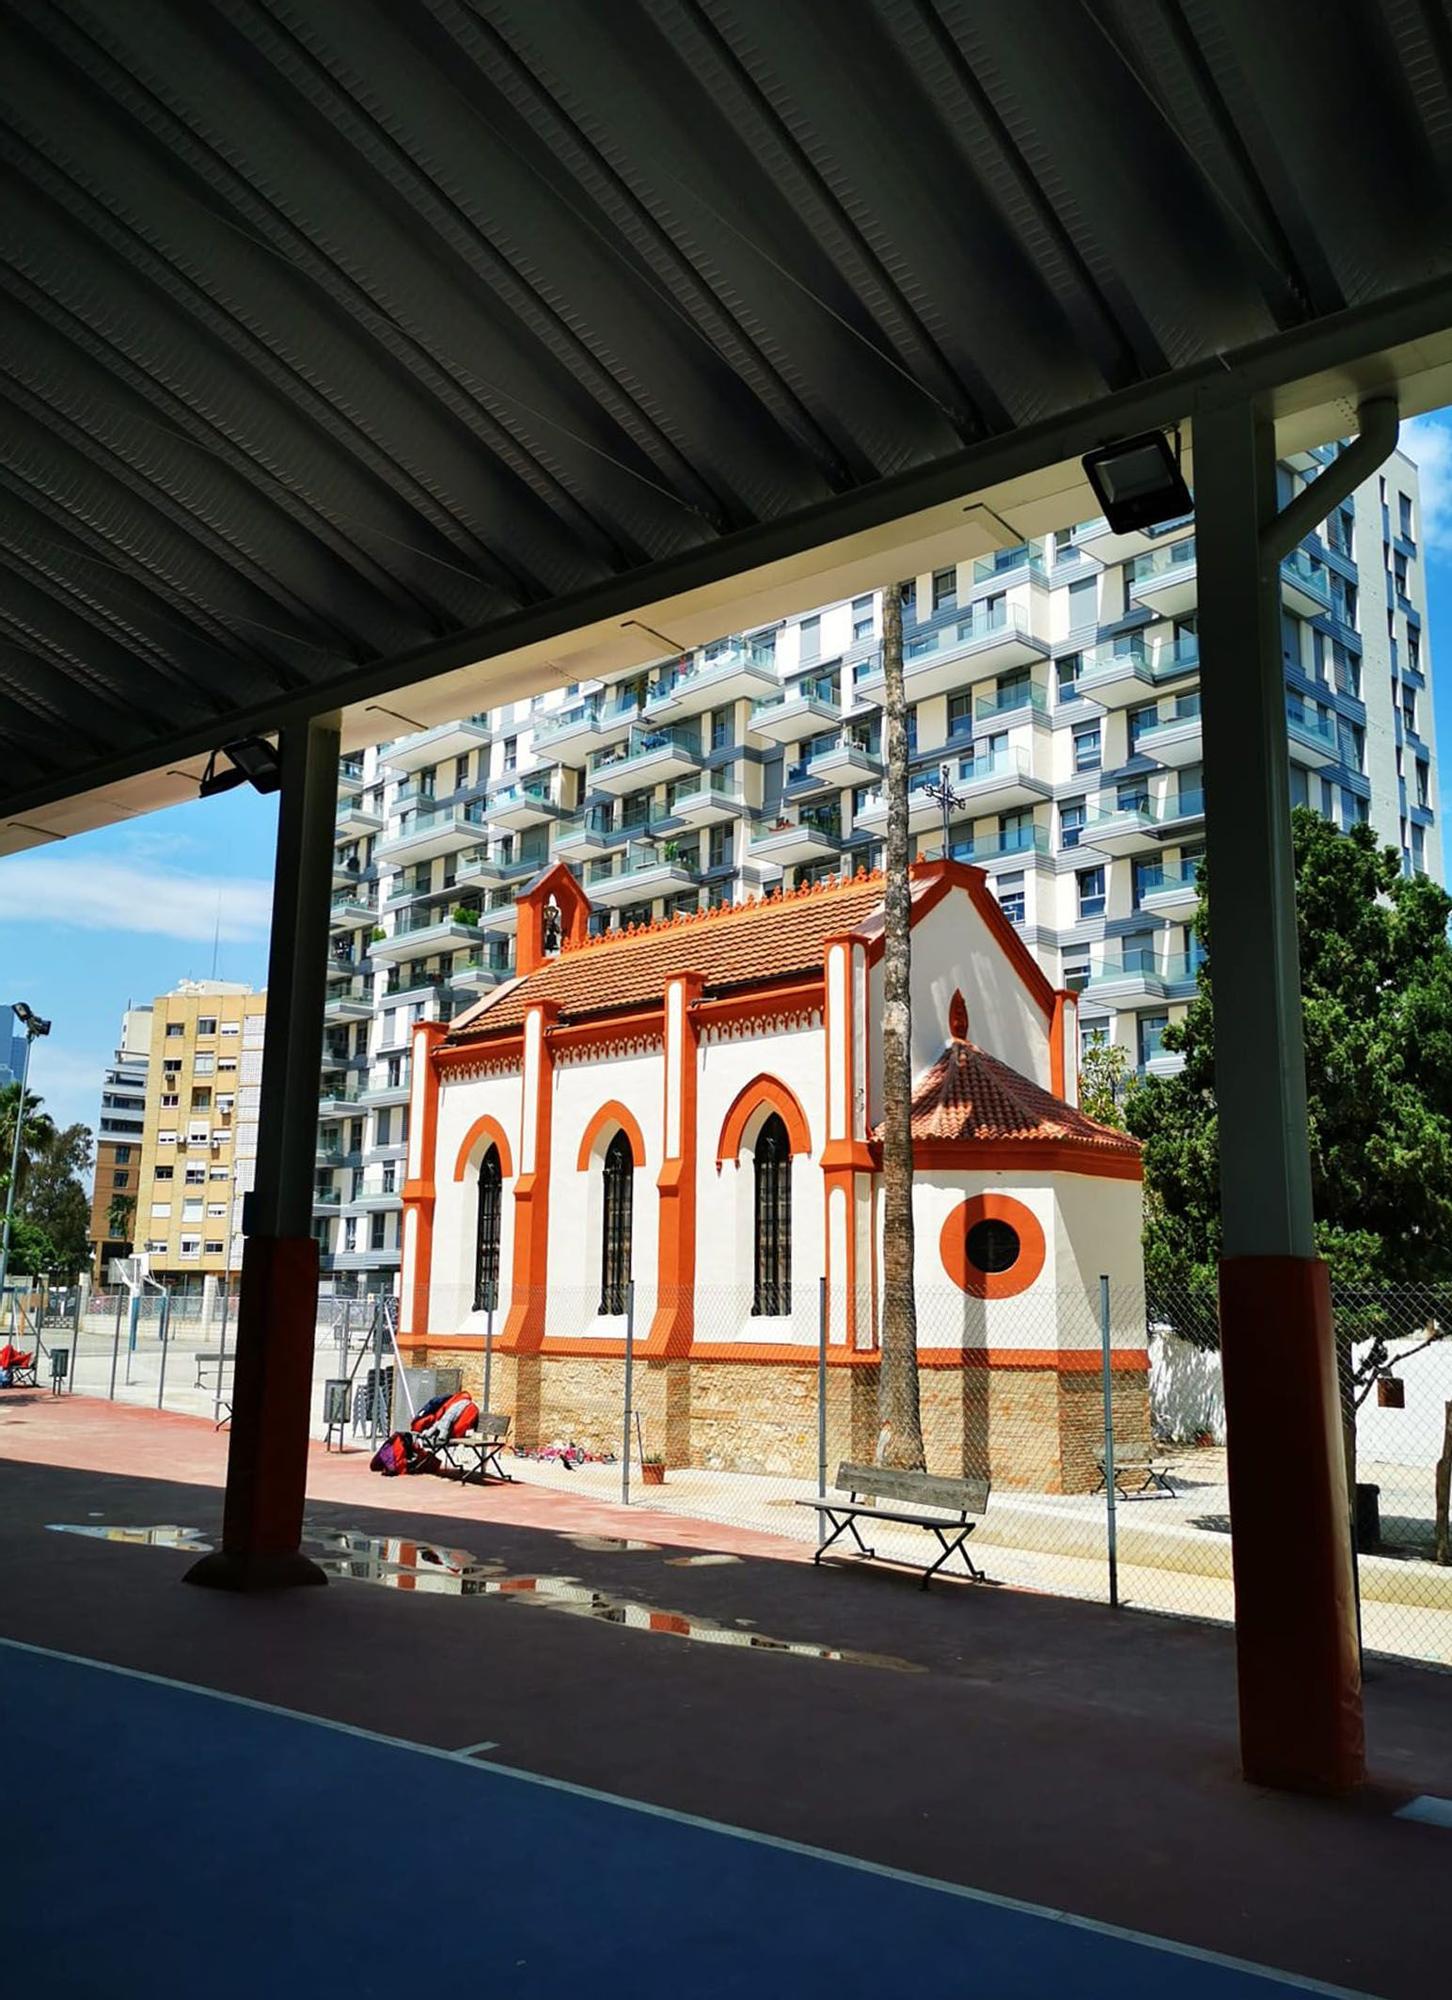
xmin=415 ymin=1344 xmax=1149 ymax=1494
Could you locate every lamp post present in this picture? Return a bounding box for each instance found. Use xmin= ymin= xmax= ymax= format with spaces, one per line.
xmin=923 ymin=763 xmax=965 ymax=862
xmin=0 ymin=1002 xmax=53 ymax=1314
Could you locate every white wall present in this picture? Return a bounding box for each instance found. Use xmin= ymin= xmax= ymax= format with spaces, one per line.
xmin=550 ymin=1045 xmax=663 ymax=1335
xmin=430 ymin=1068 xmax=521 ymax=1331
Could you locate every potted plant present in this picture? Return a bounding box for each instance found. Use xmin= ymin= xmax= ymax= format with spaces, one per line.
xmin=370 ymin=925 xmax=386 ymax=942
xmin=641 ymin=1452 xmax=666 ymax=1486
xmin=451 ymin=904 xmax=480 ymax=926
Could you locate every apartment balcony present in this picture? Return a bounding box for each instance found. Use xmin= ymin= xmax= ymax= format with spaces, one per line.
xmin=368 ymin=914 xmax=483 ymax=961
xmin=666 ymin=781 xmax=748 ymax=828
xmin=450 ymin=952 xmax=504 ymax=996
xmin=382 ymin=969 xmax=450 ymax=1006
xmin=1084 ymin=950 xmax=1174 ymax=1007
xmin=315 ymin=1143 xmax=362 ymax=1169
xmin=1138 ymin=866 xmax=1201 ymax=922
xmin=489 ymin=775 xmax=567 ymax=831
xmin=323 ymin=981 xmax=374 ymax=1023
xmin=1080 ymin=799 xmax=1160 ymax=856
xmin=857 ymin=607 xmax=1048 ymax=703
xmin=1155 ymin=786 xmax=1207 ymax=838
xmin=1143 ymin=1048 xmax=1188 ymax=1080
xmin=477 ymin=886 xmax=521 ymax=933
xmin=969 ymin=545 xmax=1049 ymax=590
xmin=1133 ymin=712 xmax=1202 ymax=768
xmin=583 ymin=841 xmax=702 ymax=906
xmin=1075 ymin=637 xmax=1199 ymax=708
xmin=455 ymin=849 xmax=533 ymax=890
xmin=553 ymin=810 xmax=627 ymax=857
xmin=589 ymin=726 xmax=703 ymax=796
xmin=347 ymin=1188 xmax=403 ymax=1213
xmin=1279 ymin=548 xmax=1333 ymax=619
xmin=376 ymin=802 xmax=487 ymax=867
xmin=1285 ymin=701 xmax=1339 ymax=770
xmin=747 ymin=812 xmax=843 ymax=869
xmin=326 ymin=949 xmax=366 ymax=983
xmin=336 ymin=797 xmax=383 ymax=839
xmin=329 ymin=892 xmax=376 ymax=930
xmin=804 ymin=737 xmax=882 ymax=787
xmin=974 ymin=679 xmax=1049 ymax=726
xmin=1067 ymin=513 xmax=1193 ymax=567
xmin=338 ymin=757 xmax=365 ymax=791
xmin=947 ymin=747 xmax=1051 ymax=818
xmin=531 ymin=686 xmax=644 ymax=759
xmin=853 ymin=775 xmax=942 ymax=838
xmin=360 ymin=1078 xmax=412 ymax=1108
xmin=1127 ymin=538 xmax=1198 ymax=619
xmin=331 ymin=854 xmax=371 ymax=890
xmin=748 ymin=675 xmax=842 ymax=744
xmin=783 ymin=755 xmax=839 ymax=803
xmin=322 ymin=1248 xmax=402 ymax=1273
xmin=645 ymin=641 xmax=779 ymax=718
xmin=383 ymin=715 xmax=492 ymax=775
xmin=317 ymin=1085 xmax=367 ymax=1120
xmin=951 ymin=823 xmax=1052 ymax=869
xmin=312 ymin=1190 xmax=342 ymax=1213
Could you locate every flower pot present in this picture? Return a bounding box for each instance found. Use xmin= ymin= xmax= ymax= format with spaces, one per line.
xmin=641 ymin=1462 xmax=665 ymax=1486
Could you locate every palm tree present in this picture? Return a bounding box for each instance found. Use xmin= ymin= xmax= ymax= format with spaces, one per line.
xmin=876 ymin=582 xmax=926 ymax=1470
xmin=106 ymin=1192 xmax=136 ymax=1243
xmin=0 ymin=1083 xmax=54 ymax=1203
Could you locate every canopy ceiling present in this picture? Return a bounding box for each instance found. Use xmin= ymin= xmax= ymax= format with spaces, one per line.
xmin=5 ymin=0 xmax=1452 ymax=841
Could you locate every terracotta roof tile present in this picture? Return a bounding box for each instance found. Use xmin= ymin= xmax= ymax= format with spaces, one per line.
xmin=448 ymin=872 xmax=888 ymax=1040
xmin=879 ymin=1037 xmax=1141 ymax=1155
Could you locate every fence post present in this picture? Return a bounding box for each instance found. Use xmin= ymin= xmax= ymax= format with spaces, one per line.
xmin=483 ymin=1304 xmax=494 ymax=1418
xmin=155 ymin=1291 xmax=172 ymax=1411
xmin=1100 ymin=1274 xmax=1118 ymax=1609
xmin=108 ymin=1287 xmax=123 ymax=1401
xmin=68 ymin=1285 xmax=80 ymax=1393
xmin=817 ymin=1275 xmax=828 ymax=1546
xmin=621 ymin=1281 xmax=635 ymax=1508
xmin=371 ymin=1301 xmax=385 ymax=1448
xmin=213 ymin=1277 xmax=232 ymax=1428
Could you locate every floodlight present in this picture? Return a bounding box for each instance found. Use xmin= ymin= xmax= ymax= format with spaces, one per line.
xmin=1081 ymin=429 xmax=1192 ymax=534
xmin=10 ymin=1002 xmax=50 ymax=1037
xmin=199 ymin=735 xmax=282 ymax=798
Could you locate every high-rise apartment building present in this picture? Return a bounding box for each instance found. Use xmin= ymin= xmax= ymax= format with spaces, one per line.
xmin=87 ymin=1004 xmax=153 ymax=1282
xmin=316 ymin=446 xmax=1439 ymax=1296
xmin=135 ymin=982 xmax=264 ymax=1295
xmin=0 ymin=1028 xmax=26 ymax=1089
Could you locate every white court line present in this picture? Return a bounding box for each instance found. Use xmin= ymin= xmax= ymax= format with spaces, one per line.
xmin=1394 ymin=1793 xmax=1452 ymax=1829
xmin=0 ymin=1633 xmax=1372 ymax=1999
xmin=454 ymin=1739 xmax=500 ymax=1757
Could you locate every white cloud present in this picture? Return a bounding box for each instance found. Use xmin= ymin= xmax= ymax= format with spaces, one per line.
xmin=19 ymin=1043 xmax=114 ymax=1156
xmin=1401 ymin=412 xmax=1452 ymax=552
xmin=0 ymin=855 xmax=272 ymax=943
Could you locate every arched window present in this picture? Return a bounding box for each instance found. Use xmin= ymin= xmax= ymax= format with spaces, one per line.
xmin=599 ymin=1128 xmax=634 ymax=1314
xmin=473 ymin=1145 xmax=502 ymax=1312
xmin=752 ymin=1113 xmax=792 ymax=1315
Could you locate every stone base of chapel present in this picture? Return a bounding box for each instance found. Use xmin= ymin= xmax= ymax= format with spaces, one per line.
xmin=413 ymin=1347 xmax=1150 ymax=1496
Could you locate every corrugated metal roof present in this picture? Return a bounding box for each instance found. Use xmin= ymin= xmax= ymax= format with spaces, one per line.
xmin=3 ymin=0 xmax=1451 ymax=815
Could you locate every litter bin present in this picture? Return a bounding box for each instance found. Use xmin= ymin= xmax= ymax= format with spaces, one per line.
xmin=323 ymin=1378 xmax=349 ymax=1451
xmin=1354 ymin=1481 xmax=1381 ymax=1550
xmin=49 ymin=1346 xmax=70 ymax=1395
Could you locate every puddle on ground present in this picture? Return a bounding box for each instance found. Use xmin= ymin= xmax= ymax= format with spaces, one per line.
xmin=46 ymin=1523 xmax=921 ymax=1673
xmin=567 ymin=1535 xmax=661 ymax=1553
xmin=664 ymin=1553 xmax=742 ymax=1567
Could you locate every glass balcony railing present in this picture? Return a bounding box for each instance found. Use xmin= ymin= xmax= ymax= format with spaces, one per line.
xmin=904 ymin=601 xmax=1035 ymax=663
xmin=948 ymin=824 xmax=1051 ymax=864
xmin=750 ymin=677 xmax=840 ymax=722
xmin=390 ymin=907 xmax=481 ymax=940
xmin=492 ymin=777 xmax=557 ymax=811
xmin=1280 ymin=547 xmax=1332 ymax=605
xmin=1285 ymin=698 xmax=1339 ymax=753
xmin=971 ymin=544 xmax=1046 ymax=586
xmin=1089 ymin=949 xmax=1205 ymax=987
xmin=1137 ymin=865 xmax=1200 ymax=901
xmin=590 ymin=725 xmax=702 ymax=775
xmin=1128 ymin=537 xmax=1197 ymax=587
xmin=383 ymin=802 xmax=487 ymax=843
xmin=954 ymin=746 xmax=1033 ymax=786
xmin=585 ymin=841 xmax=702 ymax=886
xmin=648 ymin=638 xmax=776 ymax=702
xmin=973 ymin=680 xmax=1048 ymax=722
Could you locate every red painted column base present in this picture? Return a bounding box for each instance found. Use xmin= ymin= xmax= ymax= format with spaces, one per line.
xmin=185 ymin=1235 xmax=326 ymax=1592
xmin=1219 ymin=1255 xmax=1363 ymax=1792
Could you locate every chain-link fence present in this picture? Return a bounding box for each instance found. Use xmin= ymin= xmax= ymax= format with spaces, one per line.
xmin=397 ymin=1277 xmax=1451 ymax=1675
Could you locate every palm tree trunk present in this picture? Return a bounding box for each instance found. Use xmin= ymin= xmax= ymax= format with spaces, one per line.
xmin=877 ymin=582 xmax=926 ymax=1471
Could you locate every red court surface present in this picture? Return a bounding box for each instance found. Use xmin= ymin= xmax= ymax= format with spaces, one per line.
xmin=3 ymin=1391 xmax=1449 ymax=1997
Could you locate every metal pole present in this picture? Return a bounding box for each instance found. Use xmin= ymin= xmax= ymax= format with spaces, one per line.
xmin=483 ymin=1303 xmax=494 ymax=1417
xmin=1099 ymin=1275 xmax=1118 ymax=1610
xmin=108 ymin=1284 xmax=123 ymax=1400
xmin=155 ymin=1289 xmax=171 ymax=1410
xmin=0 ymin=1026 xmax=34 ymax=1312
xmin=68 ymin=1283 xmax=80 ymax=1393
xmin=621 ymin=1280 xmax=635 ymax=1507
xmin=212 ymin=1269 xmax=232 ymax=1428
xmin=817 ymin=1274 xmax=828 ymax=1548
xmin=371 ymin=1298 xmax=385 ymax=1448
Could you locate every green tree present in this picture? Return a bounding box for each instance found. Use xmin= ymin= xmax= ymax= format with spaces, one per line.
xmin=3 ymin=1212 xmax=58 ymax=1279
xmin=106 ymin=1191 xmax=136 ymax=1243
xmin=17 ymin=1121 xmax=93 ymax=1279
xmin=1127 ymin=812 xmax=1452 ymax=1298
xmin=1078 ymin=1035 xmax=1137 ymax=1129
xmin=0 ymin=1083 xmax=55 ymax=1205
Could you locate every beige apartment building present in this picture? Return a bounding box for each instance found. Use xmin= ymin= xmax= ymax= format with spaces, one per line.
xmin=135 ymin=981 xmax=265 ymax=1295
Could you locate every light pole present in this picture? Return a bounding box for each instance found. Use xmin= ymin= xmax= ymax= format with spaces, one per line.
xmin=0 ymin=1001 xmax=53 ymax=1314
xmin=923 ymin=762 xmax=965 ymax=862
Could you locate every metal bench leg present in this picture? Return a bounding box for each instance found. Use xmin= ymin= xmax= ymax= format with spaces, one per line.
xmin=845 ymin=1517 xmax=876 ymax=1559
xmin=812 ymin=1512 xmax=856 ymax=1566
xmin=921 ymin=1523 xmax=982 ymax=1589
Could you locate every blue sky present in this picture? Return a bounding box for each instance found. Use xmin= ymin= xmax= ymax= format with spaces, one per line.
xmin=4 ymin=411 xmax=1452 ymax=1142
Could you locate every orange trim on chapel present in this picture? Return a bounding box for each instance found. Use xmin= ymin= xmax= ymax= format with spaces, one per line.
xmin=649 ymin=972 xmax=703 ymax=1359
xmin=575 ymin=1100 xmax=647 ymax=1171
xmin=500 ymin=1001 xmax=558 ymax=1352
xmin=715 ymin=1073 xmax=813 ymax=1167
xmin=401 ymin=1021 xmax=448 ymax=1336
xmin=452 ymin=1114 xmax=514 ymax=1183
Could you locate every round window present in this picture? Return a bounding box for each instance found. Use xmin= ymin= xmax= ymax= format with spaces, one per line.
xmin=966 ymin=1217 xmax=1020 ymax=1275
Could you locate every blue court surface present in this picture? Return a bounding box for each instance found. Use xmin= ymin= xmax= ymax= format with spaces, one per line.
xmin=4 ymin=1637 xmax=1365 ymax=1999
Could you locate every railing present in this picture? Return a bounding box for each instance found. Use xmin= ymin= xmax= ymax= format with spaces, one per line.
xmin=1280 ymin=547 xmax=1331 ymax=604
xmin=382 ymin=802 xmax=487 ymax=843
xmin=1167 ymin=786 xmax=1205 ymax=819
xmin=955 ymin=746 xmax=1033 ymax=785
xmin=1138 ymin=865 xmax=1200 ymax=901
xmin=590 ymin=725 xmax=702 ymax=774
xmin=950 ymin=824 xmax=1051 ymax=863
xmin=974 ymin=680 xmax=1048 ymax=722
xmin=326 ymin=978 xmax=372 ymax=1005
xmin=389 ymin=907 xmax=479 ymax=940
xmin=750 ymin=674 xmax=839 ymax=719
xmin=1128 ymin=537 xmax=1197 ymax=586
xmin=903 ymin=602 xmax=1038 ymax=664
xmin=492 ymin=777 xmax=557 ymax=811
xmin=1089 ymin=949 xmax=1204 ymax=986
xmin=1285 ymin=698 xmax=1339 ymax=753
xmin=648 ymin=639 xmax=776 ymax=701
xmin=384 ymin=970 xmax=448 ymax=997
xmin=971 ymin=544 xmax=1046 ymax=585
xmin=585 ymin=841 xmax=702 ymax=885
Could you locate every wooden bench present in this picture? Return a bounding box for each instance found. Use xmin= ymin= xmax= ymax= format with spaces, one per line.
xmin=433 ymin=1413 xmax=513 ymax=1486
xmin=800 ymin=1463 xmax=991 ymax=1589
xmin=193 ymin=1350 xmax=235 ymax=1389
xmin=1091 ymin=1457 xmax=1176 ymax=1499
